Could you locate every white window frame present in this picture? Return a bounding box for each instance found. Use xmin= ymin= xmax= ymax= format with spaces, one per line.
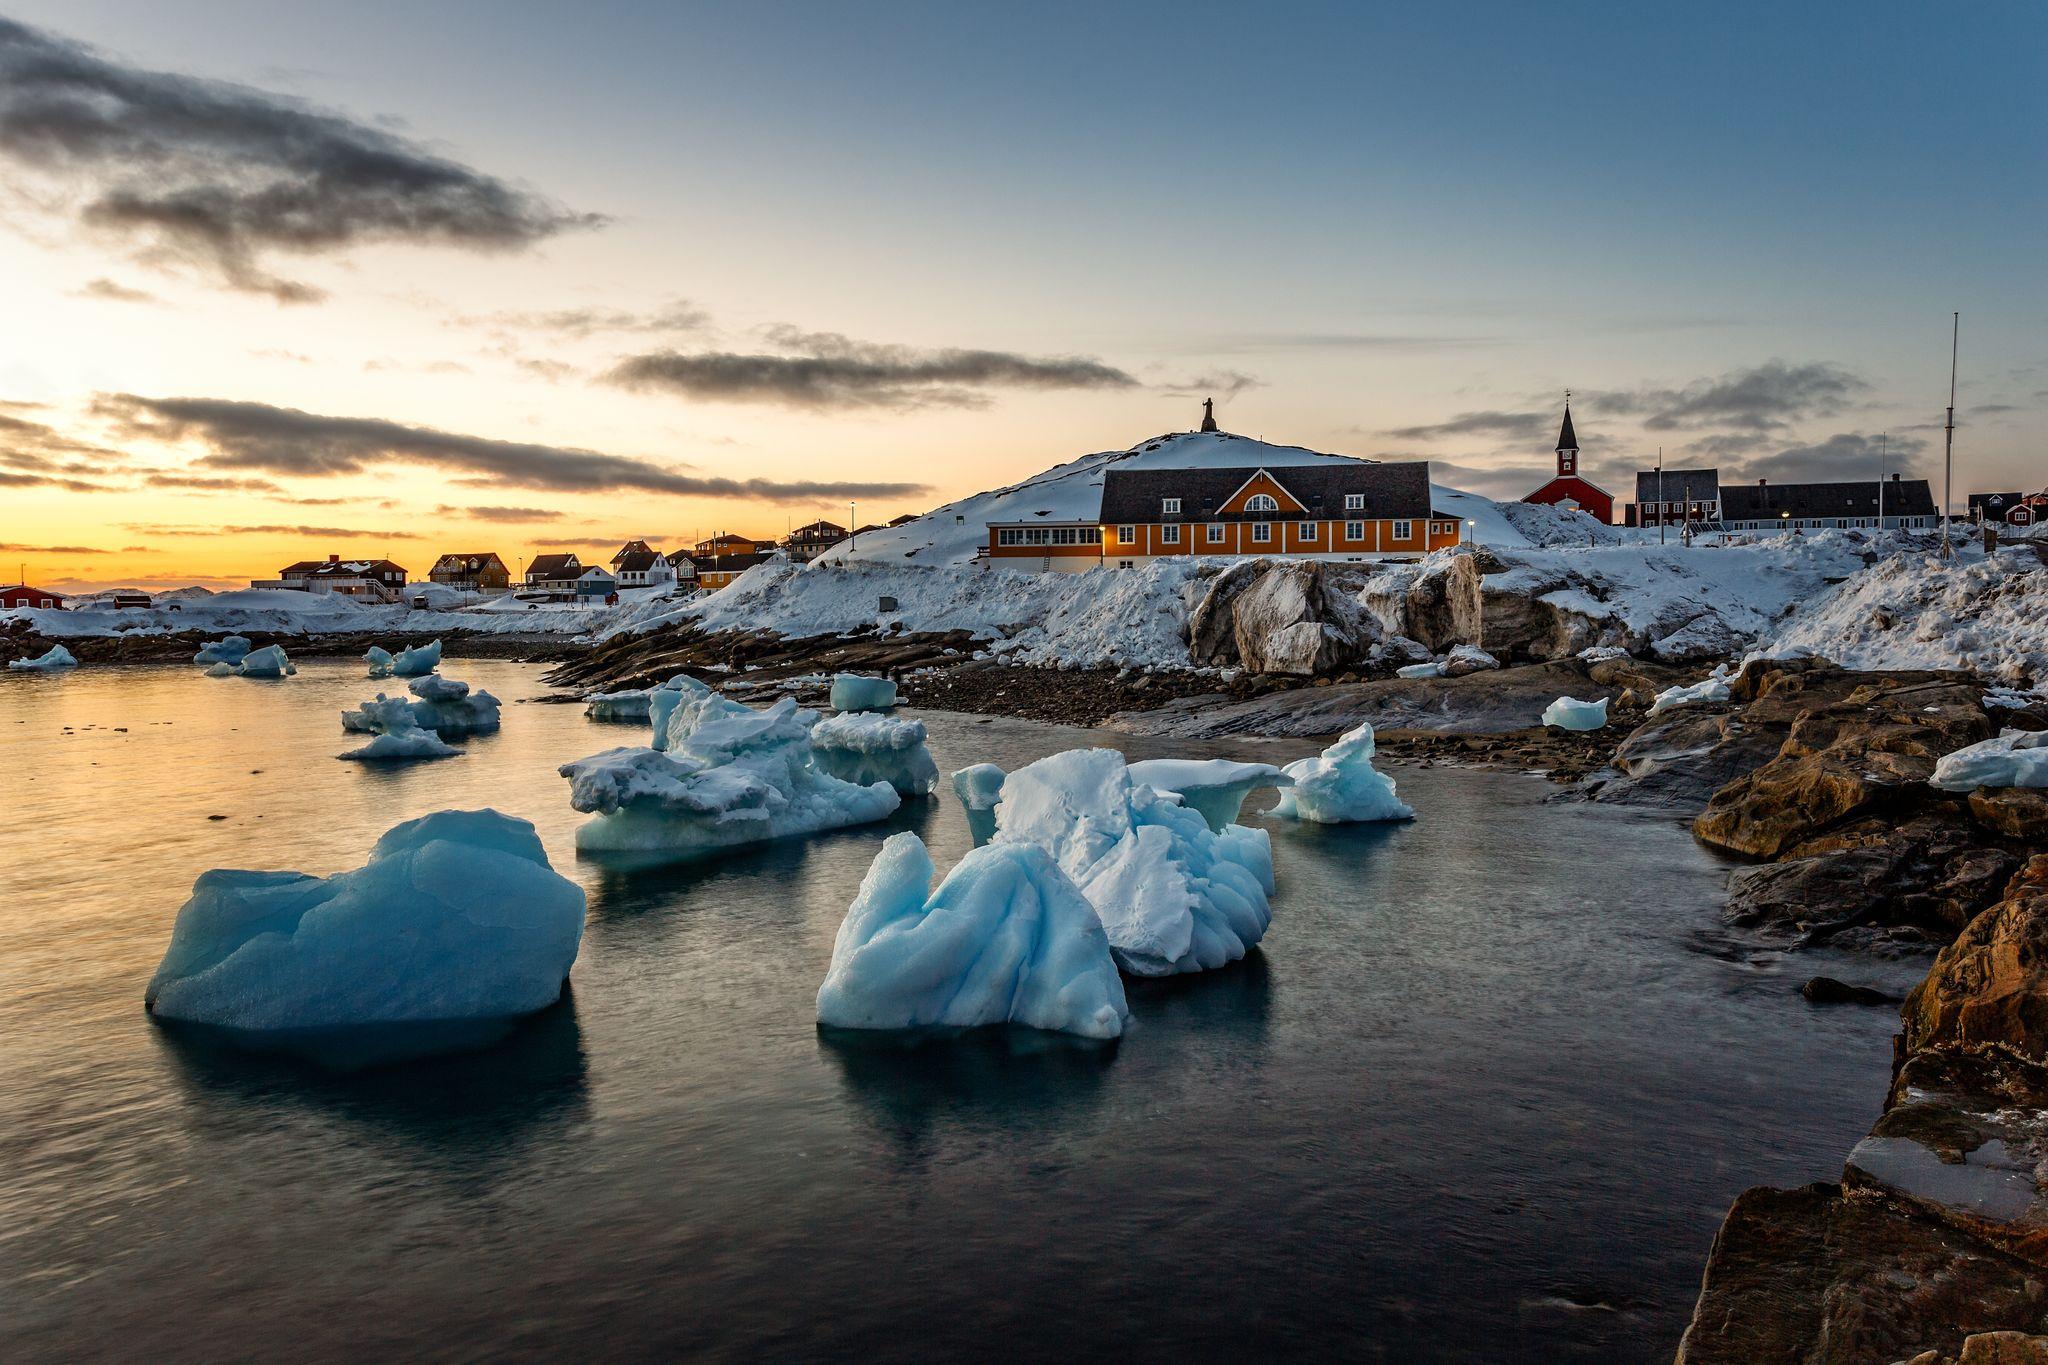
xmin=1206 ymin=523 xmax=1225 ymax=544
xmin=1161 ymin=497 xmax=1181 ymax=515
xmin=1392 ymin=519 xmax=1412 ymax=541
xmin=1298 ymin=521 xmax=1318 ymax=540
xmin=1251 ymin=522 xmax=1272 ymax=544
xmin=1117 ymin=525 xmax=1135 ymax=545
xmin=1162 ymin=523 xmax=1181 ymax=545
xmin=1345 ymin=520 xmax=1364 ymax=541
xmin=1246 ymin=493 xmax=1280 ymax=513
xmin=1344 ymin=493 xmax=1364 ymax=510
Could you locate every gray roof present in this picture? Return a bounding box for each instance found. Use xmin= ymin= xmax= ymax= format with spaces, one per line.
xmin=1099 ymin=462 xmax=1433 ymax=524
xmin=1633 ymin=468 xmax=1720 ymax=504
xmin=526 ymin=553 xmax=581 ymax=577
xmin=614 ymin=549 xmax=661 ymax=573
xmin=1721 ymin=479 xmax=1936 ymax=521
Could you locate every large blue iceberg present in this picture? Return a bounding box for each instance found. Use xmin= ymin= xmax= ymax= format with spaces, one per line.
xmin=1127 ymin=757 xmax=1292 ymax=831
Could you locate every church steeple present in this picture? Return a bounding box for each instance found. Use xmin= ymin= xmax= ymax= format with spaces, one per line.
xmin=1199 ymin=397 xmax=1218 ymax=433
xmin=1555 ymin=391 xmax=1578 ymax=475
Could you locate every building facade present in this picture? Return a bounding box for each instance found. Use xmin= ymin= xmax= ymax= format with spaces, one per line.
xmin=256 ymin=555 xmax=408 ymax=601
xmin=1521 ymin=399 xmax=1614 ymax=524
xmin=783 ymin=520 xmax=849 ymax=561
xmin=1626 ymin=468 xmax=1723 ymax=529
xmin=1719 ymin=476 xmax=1937 ymax=532
xmin=523 ymin=553 xmax=582 ymax=589
xmin=612 ymin=545 xmax=676 ymax=588
xmin=0 ymin=584 xmax=64 ymax=609
xmin=428 ymin=553 xmax=510 ymax=594
xmin=694 ymin=550 xmax=774 ymax=590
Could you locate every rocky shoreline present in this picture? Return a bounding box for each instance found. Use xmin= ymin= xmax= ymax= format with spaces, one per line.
xmin=0 ymin=619 xmax=580 ymax=667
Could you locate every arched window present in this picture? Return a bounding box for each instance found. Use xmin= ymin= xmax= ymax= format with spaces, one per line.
xmin=1246 ymin=493 xmax=1279 ymax=512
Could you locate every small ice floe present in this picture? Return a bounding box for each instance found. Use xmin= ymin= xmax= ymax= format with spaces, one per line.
xmin=1272 ymin=723 xmax=1412 ymax=825
xmin=584 ymin=689 xmax=653 ymax=722
xmin=365 ymin=645 xmax=394 ymax=678
xmin=952 ymin=763 xmax=1006 ymax=847
xmin=145 ymin=810 xmax=584 ymax=1063
xmin=992 ymin=748 xmax=1272 ymax=977
xmin=1929 ymin=729 xmax=2048 ymax=791
xmin=227 ymin=644 xmax=295 ymax=678
xmin=809 ymin=711 xmax=939 ymax=797
xmin=339 ymin=696 xmax=461 ymax=762
xmin=1128 ymin=757 xmax=1292 ymax=831
xmin=1985 ymin=687 xmax=2047 ymax=711
xmin=192 ymin=635 xmax=251 ymax=666
xmin=8 ymin=644 xmax=77 ymax=671
xmin=830 ymin=673 xmax=898 ymax=712
xmin=389 ymin=639 xmax=442 ymax=678
xmin=1542 ymin=696 xmax=1609 ymax=731
xmin=560 ymin=690 xmax=898 ymax=856
xmin=1648 ymin=667 xmax=1733 ymax=716
xmin=1395 ymin=661 xmax=1442 ymax=679
xmin=816 ymin=832 xmax=1128 ymax=1040
xmin=405 ymin=674 xmax=501 ymax=734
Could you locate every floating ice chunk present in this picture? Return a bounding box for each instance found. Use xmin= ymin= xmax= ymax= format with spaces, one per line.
xmin=1273 ymin=724 xmax=1414 ymax=825
xmin=407 ymin=673 xmax=500 ymax=734
xmin=365 ymin=645 xmax=394 ymax=678
xmin=342 ymin=726 xmax=461 ymax=762
xmin=952 ymin=763 xmax=1006 ymax=846
xmin=204 ymin=661 xmax=237 ymax=677
xmin=390 ymin=639 xmax=442 ymax=677
xmin=649 ymin=674 xmax=713 ymax=751
xmin=584 ymin=689 xmax=652 ymax=722
xmin=993 ymin=748 xmax=1272 ymax=977
xmin=810 ymin=711 xmax=939 ymax=797
xmin=145 ymin=810 xmax=582 ymax=1041
xmin=193 ymin=635 xmax=251 ymax=666
xmin=231 ymin=644 xmax=295 ymax=677
xmin=816 ymin=833 xmax=1128 ymax=1039
xmin=1395 ymin=661 xmax=1442 ymax=679
xmin=1930 ymin=729 xmax=2048 ymax=791
xmin=1649 ymin=669 xmax=1733 ymax=716
xmin=561 ymin=693 xmax=899 ymax=856
xmin=8 ymin=644 xmax=77 ymax=670
xmin=1128 ymin=757 xmax=1293 ymax=831
xmin=1541 ymin=695 xmax=1609 ymax=731
xmin=830 ymin=673 xmax=898 ymax=712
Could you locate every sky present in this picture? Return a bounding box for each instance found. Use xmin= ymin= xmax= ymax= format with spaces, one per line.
xmin=1 ymin=0 xmax=2042 ymax=591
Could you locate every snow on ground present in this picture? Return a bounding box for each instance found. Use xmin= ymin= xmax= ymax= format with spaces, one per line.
xmin=1930 ymin=729 xmax=2048 ymax=791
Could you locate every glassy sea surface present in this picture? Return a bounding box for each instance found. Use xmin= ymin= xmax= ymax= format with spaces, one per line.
xmin=1 ymin=659 xmax=1923 ymax=1362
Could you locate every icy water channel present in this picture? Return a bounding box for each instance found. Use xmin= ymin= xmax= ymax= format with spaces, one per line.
xmin=1 ymin=659 xmax=1923 ymax=1362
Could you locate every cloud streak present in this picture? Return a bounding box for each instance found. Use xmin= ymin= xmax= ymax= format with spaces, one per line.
xmin=1384 ymin=409 xmax=1555 ymax=444
xmin=0 ymin=17 xmax=602 ymax=301
xmin=1593 ymin=361 xmax=1866 ymax=432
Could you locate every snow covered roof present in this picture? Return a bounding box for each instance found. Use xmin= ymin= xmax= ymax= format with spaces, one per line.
xmin=1721 ymin=478 xmax=1935 ymax=521
xmin=1634 ymin=468 xmax=1721 ymax=504
xmin=1099 ymin=461 xmax=1432 ymax=523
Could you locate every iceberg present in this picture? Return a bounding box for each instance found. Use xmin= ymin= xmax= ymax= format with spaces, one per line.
xmin=1930 ymin=729 xmax=2048 ymax=792
xmin=1128 ymin=757 xmax=1292 ymax=831
xmin=192 ymin=635 xmax=252 ymax=666
xmin=230 ymin=644 xmax=295 ymax=678
xmin=405 ymin=673 xmax=500 ymax=734
xmin=810 ymin=711 xmax=939 ymax=797
xmin=1542 ymin=695 xmax=1609 ymax=731
xmin=338 ymin=695 xmax=462 ymax=761
xmin=648 ymin=674 xmax=713 ymax=751
xmin=365 ymin=645 xmax=394 ymax=678
xmin=8 ymin=644 xmax=77 ymax=671
xmin=560 ymin=691 xmax=899 ymax=856
xmin=993 ymin=748 xmax=1273 ymax=977
xmin=584 ymin=689 xmax=653 ymax=722
xmin=390 ymin=639 xmax=442 ymax=677
xmin=1648 ymin=669 xmax=1732 ymax=716
xmin=204 ymin=661 xmax=237 ymax=677
xmin=830 ymin=673 xmax=898 ymax=712
xmin=145 ymin=809 xmax=584 ymax=1034
xmin=817 ymin=832 xmax=1128 ymax=1039
xmin=952 ymin=762 xmax=1006 ymax=846
xmin=1273 ymin=723 xmax=1414 ymax=825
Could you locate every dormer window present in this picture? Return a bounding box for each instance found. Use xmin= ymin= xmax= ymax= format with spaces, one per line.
xmin=1246 ymin=493 xmax=1279 ymax=513
xmin=1344 ymin=493 xmax=1364 ymax=510
xmin=1162 ymin=497 xmax=1181 ymax=515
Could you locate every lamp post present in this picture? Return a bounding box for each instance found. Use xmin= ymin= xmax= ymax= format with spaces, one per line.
xmin=849 ymin=500 xmax=857 ymax=551
xmin=1465 ymin=518 xmax=1477 ymax=549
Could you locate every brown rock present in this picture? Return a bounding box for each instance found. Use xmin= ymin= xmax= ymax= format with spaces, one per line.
xmin=1903 ymin=857 xmax=2048 ymax=1061
xmin=1971 ymin=789 xmax=2048 ymax=844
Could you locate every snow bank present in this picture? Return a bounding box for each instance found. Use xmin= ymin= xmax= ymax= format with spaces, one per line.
xmin=993 ymin=748 xmax=1272 ymax=976
xmin=810 ymin=711 xmax=939 ymax=797
xmin=390 ymin=639 xmax=442 ymax=677
xmin=816 ymin=832 xmax=1128 ymax=1039
xmin=1127 ymin=757 xmax=1292 ymax=831
xmin=8 ymin=644 xmax=77 ymax=670
xmin=1649 ymin=668 xmax=1733 ymax=716
xmin=829 ymin=673 xmax=898 ymax=711
xmin=953 ymin=762 xmax=1006 ymax=846
xmin=192 ymin=635 xmax=251 ymax=666
xmin=1542 ymin=696 xmax=1609 ymax=730
xmin=1929 ymin=730 xmax=2048 ymax=792
xmin=560 ymin=692 xmax=899 ymax=856
xmin=1273 ymin=724 xmax=1413 ymax=824
xmin=145 ymin=809 xmax=583 ymax=1032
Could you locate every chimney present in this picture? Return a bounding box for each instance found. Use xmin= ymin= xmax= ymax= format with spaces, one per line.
xmin=1891 ymin=472 xmax=1901 ymax=481
xmin=1757 ymin=478 xmax=1767 ymax=487
xmin=328 ymin=553 xmax=340 ymax=562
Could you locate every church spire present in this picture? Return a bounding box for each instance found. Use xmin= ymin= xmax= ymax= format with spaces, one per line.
xmin=1199 ymin=397 xmax=1218 ymax=433
xmin=1556 ymin=390 xmax=1578 ymax=453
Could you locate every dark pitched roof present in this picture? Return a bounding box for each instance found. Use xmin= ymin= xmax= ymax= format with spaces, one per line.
xmin=693 ymin=551 xmax=774 ymax=574
xmin=1099 ymin=462 xmax=1433 ymax=524
xmin=1556 ymin=403 xmax=1578 ymax=451
xmin=788 ymin=520 xmax=847 ymax=540
xmin=526 ymin=553 xmax=581 ymax=578
xmin=611 ymin=539 xmax=656 ymax=560
xmin=664 ymin=548 xmax=696 ymax=567
xmin=614 ymin=550 xmax=661 ymax=572
xmin=308 ymin=558 xmax=405 ymax=578
xmin=1721 ymin=479 xmax=1936 ymax=521
xmin=1633 ymin=468 xmax=1721 ymax=503
xmin=431 ymin=553 xmax=505 ymax=572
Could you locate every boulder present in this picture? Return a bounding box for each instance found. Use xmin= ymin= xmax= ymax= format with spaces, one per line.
xmin=1360 ymin=553 xmax=1481 ymax=654
xmin=1187 ymin=560 xmax=1380 ymax=675
xmin=1903 ymin=857 xmax=2048 ymax=1062
xmin=1971 ymin=789 xmax=2048 ymax=844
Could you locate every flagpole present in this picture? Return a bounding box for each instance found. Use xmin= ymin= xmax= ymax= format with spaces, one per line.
xmin=1941 ymin=312 xmax=1959 ymax=556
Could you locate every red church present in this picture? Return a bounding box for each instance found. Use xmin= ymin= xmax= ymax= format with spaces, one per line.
xmin=1521 ymin=396 xmax=1614 ymax=524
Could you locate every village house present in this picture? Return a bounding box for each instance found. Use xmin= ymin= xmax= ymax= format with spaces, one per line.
xmin=1626 ymin=468 xmax=1724 ymax=529
xmin=782 ymin=520 xmax=849 ymax=562
xmin=610 ymin=542 xmax=676 ymax=588
xmin=522 ymin=553 xmax=583 ymax=590
xmin=694 ymin=550 xmax=774 ymax=591
xmin=1719 ymin=475 xmax=1937 ymax=533
xmin=428 ymin=552 xmax=510 ymax=594
xmin=1971 ymin=490 xmax=2047 ymax=527
xmin=1520 ymin=397 xmax=1614 ymax=524
xmin=572 ymin=565 xmax=619 ymax=600
xmin=662 ymin=548 xmax=700 ymax=588
xmin=0 ymin=584 xmax=65 ymax=610
xmin=694 ymin=533 xmax=772 ymax=557
xmin=254 ymin=554 xmax=408 ymax=602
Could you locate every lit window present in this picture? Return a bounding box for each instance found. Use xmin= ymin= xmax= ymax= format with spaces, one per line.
xmin=1162 ymin=524 xmax=1181 ymax=544
xmin=1206 ymin=524 xmax=1225 ymax=544
xmin=1345 ymin=521 xmax=1364 ymax=540
xmin=1118 ymin=525 xmax=1135 ymax=544
xmin=1344 ymin=493 xmax=1364 ymax=510
xmin=1162 ymin=497 xmax=1181 ymax=514
xmin=1393 ymin=519 xmax=1412 ymax=540
xmin=1246 ymin=493 xmax=1279 ymax=512
xmin=1299 ymin=522 xmax=1317 ymax=539
xmin=1251 ymin=523 xmax=1272 ymax=543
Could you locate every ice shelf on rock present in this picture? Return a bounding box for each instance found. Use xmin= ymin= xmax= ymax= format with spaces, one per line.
xmin=8 ymin=644 xmax=77 ymax=670
xmin=992 ymin=748 xmax=1273 ymax=977
xmin=953 ymin=762 xmax=1006 ymax=846
xmin=192 ymin=635 xmax=252 ymax=666
xmin=1541 ymin=695 xmax=1609 ymax=730
xmin=830 ymin=673 xmax=898 ymax=712
xmin=560 ymin=691 xmax=899 ymax=855
xmin=389 ymin=639 xmax=442 ymax=677
xmin=145 ymin=809 xmax=584 ymax=1035
xmin=809 ymin=711 xmax=939 ymax=797
xmin=1577 ymin=645 xmax=1631 ymax=664
xmin=365 ymin=645 xmax=394 ymax=678
xmin=584 ymin=688 xmax=653 ymax=722
xmin=816 ymin=832 xmax=1128 ymax=1040
xmin=229 ymin=644 xmax=295 ymax=678
xmin=1273 ymin=724 xmax=1414 ymax=825
xmin=1648 ymin=667 xmax=1733 ymax=716
xmin=1930 ymin=729 xmax=2048 ymax=792
xmin=1395 ymin=661 xmax=1442 ymax=679
xmin=1128 ymin=757 xmax=1293 ymax=831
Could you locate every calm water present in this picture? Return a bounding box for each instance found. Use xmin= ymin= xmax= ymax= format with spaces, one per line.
xmin=1 ymin=659 xmax=1921 ymax=1362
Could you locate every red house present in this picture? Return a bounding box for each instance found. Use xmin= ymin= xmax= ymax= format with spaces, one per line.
xmin=1522 ymin=398 xmax=1614 ymax=525
xmin=0 ymin=584 xmax=65 ymax=609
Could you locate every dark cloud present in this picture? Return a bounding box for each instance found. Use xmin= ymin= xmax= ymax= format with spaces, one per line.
xmin=1738 ymin=432 xmax=1930 ymax=484
xmin=143 ymin=472 xmax=284 ymax=493
xmin=0 ymin=541 xmax=109 ymax=553
xmin=1157 ymin=370 xmax=1262 ymax=400
xmin=95 ymin=393 xmax=931 ymax=502
xmin=437 ymin=503 xmax=564 ymax=522
xmin=608 ymin=326 xmax=1137 ymax=410
xmin=71 ymin=276 xmax=157 ymax=303
xmin=0 ymin=470 xmax=106 ymax=492
xmin=1384 ymin=409 xmax=1554 ymax=444
xmin=1593 ymin=361 xmax=1866 ymax=432
xmin=457 ymin=300 xmax=709 ymax=339
xmin=0 ymin=17 xmax=603 ymax=301
xmin=123 ymin=521 xmax=423 ymax=539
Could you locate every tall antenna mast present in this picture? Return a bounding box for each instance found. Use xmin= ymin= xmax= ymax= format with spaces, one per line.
xmin=1941 ymin=311 xmax=1959 ymax=556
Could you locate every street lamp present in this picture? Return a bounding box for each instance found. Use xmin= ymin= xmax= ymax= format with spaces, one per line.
xmin=1465 ymin=518 xmax=1477 ymax=549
